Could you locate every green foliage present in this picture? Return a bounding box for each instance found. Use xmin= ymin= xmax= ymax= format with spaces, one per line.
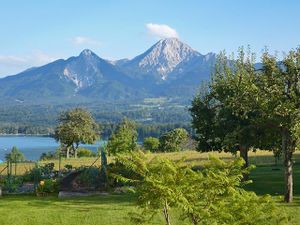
xmin=107 ymin=118 xmax=138 ymax=155
xmin=254 ymin=48 xmax=300 ymax=202
xmin=22 ymin=163 xmax=55 ymax=183
xmin=0 ymin=176 xmax=23 ymax=193
xmin=77 ymin=148 xmax=96 ymax=158
xmin=40 ymin=150 xmax=59 ymax=160
xmin=36 ymin=179 xmax=58 ymax=194
xmin=64 ymin=164 xmax=73 ymax=170
xmin=114 ymin=151 xmax=286 ymax=225
xmin=177 ymin=157 xmax=285 ymax=225
xmin=158 ymin=128 xmax=188 ymax=152
xmin=5 ymin=146 xmax=25 ymax=162
xmin=76 ymin=167 xmax=101 ymax=188
xmin=40 ymin=163 xmax=55 ymax=178
xmin=143 ymin=137 xmax=160 ymax=152
xmin=190 ymin=48 xmax=280 ymax=168
xmin=54 ymin=108 xmax=100 ymax=158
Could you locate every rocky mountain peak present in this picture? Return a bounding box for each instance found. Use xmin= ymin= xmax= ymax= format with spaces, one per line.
xmin=79 ymin=49 xmax=97 ymax=58
xmin=125 ymin=38 xmax=202 ymax=80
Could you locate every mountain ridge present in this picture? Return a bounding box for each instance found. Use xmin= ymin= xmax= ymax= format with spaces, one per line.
xmin=0 ymin=38 xmax=216 ymax=104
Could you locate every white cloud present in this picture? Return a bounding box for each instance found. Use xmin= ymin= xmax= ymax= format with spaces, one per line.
xmin=146 ymin=23 xmax=179 ymax=39
xmin=0 ymin=51 xmax=58 ymax=77
xmin=72 ymin=36 xmax=101 ymax=46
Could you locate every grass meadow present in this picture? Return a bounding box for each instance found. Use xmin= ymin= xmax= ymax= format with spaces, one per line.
xmin=0 ymin=150 xmax=300 ymax=224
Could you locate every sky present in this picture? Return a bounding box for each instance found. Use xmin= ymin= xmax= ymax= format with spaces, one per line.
xmin=0 ymin=0 xmax=299 ymax=77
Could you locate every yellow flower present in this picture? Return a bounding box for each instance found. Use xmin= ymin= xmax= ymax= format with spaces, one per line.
xmin=40 ymin=181 xmax=45 ymax=186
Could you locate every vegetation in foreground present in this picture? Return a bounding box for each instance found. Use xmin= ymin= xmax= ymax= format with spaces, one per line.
xmin=1 ymin=150 xmax=299 ymax=224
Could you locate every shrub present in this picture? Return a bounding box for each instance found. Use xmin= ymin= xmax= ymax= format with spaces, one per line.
xmin=22 ymin=163 xmax=55 ymax=183
xmin=22 ymin=165 xmax=42 ymax=183
xmin=77 ymin=148 xmax=96 ymax=158
xmin=76 ymin=167 xmax=101 ymax=188
xmin=40 ymin=151 xmax=59 ymax=160
xmin=143 ymin=137 xmax=159 ymax=152
xmin=0 ymin=176 xmax=23 ymax=193
xmin=64 ymin=164 xmax=73 ymax=170
xmin=40 ymin=163 xmax=55 ymax=178
xmin=36 ymin=179 xmax=58 ymax=194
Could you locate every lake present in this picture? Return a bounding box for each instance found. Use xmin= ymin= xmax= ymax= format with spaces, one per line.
xmin=0 ymin=136 xmax=105 ymax=162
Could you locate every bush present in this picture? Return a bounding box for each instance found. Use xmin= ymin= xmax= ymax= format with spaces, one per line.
xmin=64 ymin=164 xmax=73 ymax=170
xmin=76 ymin=167 xmax=101 ymax=188
xmin=22 ymin=165 xmax=42 ymax=183
xmin=40 ymin=151 xmax=59 ymax=160
xmin=41 ymin=163 xmax=55 ymax=178
xmin=77 ymin=148 xmax=96 ymax=158
xmin=22 ymin=163 xmax=55 ymax=183
xmin=143 ymin=137 xmax=160 ymax=152
xmin=0 ymin=176 xmax=23 ymax=192
xmin=36 ymin=179 xmax=58 ymax=194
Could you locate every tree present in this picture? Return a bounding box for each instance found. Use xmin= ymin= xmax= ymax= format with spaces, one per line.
xmin=143 ymin=137 xmax=159 ymax=152
xmin=158 ymin=128 xmax=188 ymax=152
xmin=190 ymin=49 xmax=273 ymax=169
xmin=177 ymin=157 xmax=286 ymax=225
xmin=114 ymin=151 xmax=185 ymax=225
xmin=54 ymin=108 xmax=99 ymax=158
xmin=254 ymin=48 xmax=300 ymax=202
xmin=114 ymin=152 xmax=286 ymax=225
xmin=5 ymin=146 xmax=25 ymax=162
xmin=107 ymin=118 xmax=137 ymax=155
xmin=191 ymin=47 xmax=300 ymax=203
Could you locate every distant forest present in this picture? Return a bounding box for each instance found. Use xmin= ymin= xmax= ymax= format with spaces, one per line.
xmin=0 ymin=102 xmax=193 ymax=140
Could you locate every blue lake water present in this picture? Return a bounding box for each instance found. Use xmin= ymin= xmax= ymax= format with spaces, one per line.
xmin=0 ymin=136 xmax=104 ymax=162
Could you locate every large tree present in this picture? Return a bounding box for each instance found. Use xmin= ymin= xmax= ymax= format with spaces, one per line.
xmin=54 ymin=108 xmax=99 ymax=158
xmin=106 ymin=118 xmax=138 ymax=155
xmin=190 ymin=49 xmax=268 ymax=168
xmin=255 ymin=48 xmax=300 ymax=202
xmin=191 ymin=47 xmax=300 ymax=203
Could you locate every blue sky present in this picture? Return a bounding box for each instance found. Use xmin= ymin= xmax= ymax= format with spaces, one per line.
xmin=0 ymin=0 xmax=299 ymax=77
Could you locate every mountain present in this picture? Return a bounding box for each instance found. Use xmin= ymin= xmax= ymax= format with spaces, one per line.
xmin=120 ymin=38 xmax=215 ymax=82
xmin=0 ymin=49 xmax=145 ymax=104
xmin=0 ymin=38 xmax=216 ymax=104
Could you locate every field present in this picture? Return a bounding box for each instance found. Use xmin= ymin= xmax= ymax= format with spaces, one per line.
xmin=1 ymin=151 xmax=300 ymax=224
xmin=2 ymin=150 xmax=300 ymax=175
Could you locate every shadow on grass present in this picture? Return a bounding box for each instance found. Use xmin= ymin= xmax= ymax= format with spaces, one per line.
xmin=0 ymin=193 xmax=137 ymax=210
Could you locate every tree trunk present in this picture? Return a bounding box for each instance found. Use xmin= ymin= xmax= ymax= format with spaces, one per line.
xmin=66 ymin=147 xmax=70 ymax=159
xmin=163 ymin=201 xmax=171 ymax=225
xmin=74 ymin=147 xmax=77 ymax=158
xmin=239 ymin=147 xmax=249 ymax=168
xmin=239 ymin=146 xmax=249 ymax=180
xmin=73 ymin=144 xmax=78 ymax=158
xmin=282 ymin=129 xmax=293 ymax=203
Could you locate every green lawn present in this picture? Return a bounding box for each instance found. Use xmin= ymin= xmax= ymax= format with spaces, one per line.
xmin=0 ymin=194 xmax=186 ymax=225
xmin=1 ymin=152 xmax=300 ymax=224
